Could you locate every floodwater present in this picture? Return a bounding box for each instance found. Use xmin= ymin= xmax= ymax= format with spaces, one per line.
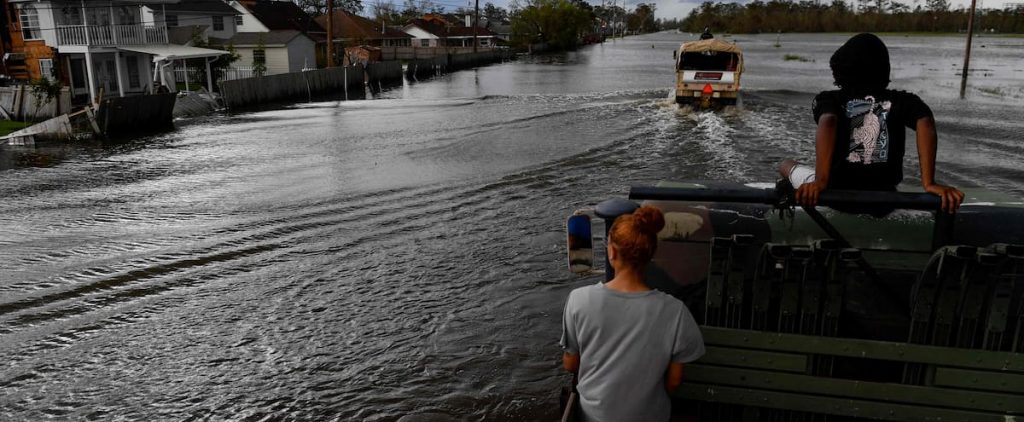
xmin=1 ymin=32 xmax=1021 ymax=420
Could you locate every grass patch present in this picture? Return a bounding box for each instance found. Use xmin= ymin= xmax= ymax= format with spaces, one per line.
xmin=784 ymin=54 xmax=812 ymax=62
xmin=978 ymin=86 xmax=1004 ymax=96
xmin=0 ymin=120 xmax=31 ymax=137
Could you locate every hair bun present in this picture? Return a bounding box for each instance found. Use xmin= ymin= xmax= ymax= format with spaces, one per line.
xmin=632 ymin=206 xmax=665 ymax=236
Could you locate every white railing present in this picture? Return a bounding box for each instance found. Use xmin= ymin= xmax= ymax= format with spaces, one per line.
xmin=56 ymin=24 xmax=168 ymax=46
xmin=219 ymin=66 xmax=257 ymax=81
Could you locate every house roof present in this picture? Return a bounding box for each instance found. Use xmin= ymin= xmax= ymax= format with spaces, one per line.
xmin=244 ymin=0 xmax=325 ymax=34
xmin=226 ymin=30 xmax=306 ymax=46
xmin=162 ymin=0 xmax=239 ymax=15
xmin=405 ymin=19 xmax=496 ymax=38
xmin=316 ymin=10 xmax=412 ymax=40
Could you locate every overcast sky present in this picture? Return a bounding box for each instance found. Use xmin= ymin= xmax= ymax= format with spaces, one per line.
xmin=452 ymin=0 xmax=1005 ymax=21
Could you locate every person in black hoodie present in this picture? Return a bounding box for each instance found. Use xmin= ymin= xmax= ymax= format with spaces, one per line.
xmin=779 ymin=33 xmax=964 ymax=213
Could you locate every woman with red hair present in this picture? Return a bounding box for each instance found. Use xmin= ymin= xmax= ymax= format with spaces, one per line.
xmin=560 ymin=206 xmax=705 ymax=421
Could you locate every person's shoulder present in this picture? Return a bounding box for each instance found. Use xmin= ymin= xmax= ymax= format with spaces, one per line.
xmin=568 ymin=282 xmax=603 ymax=301
xmin=884 ymin=89 xmax=926 ymax=103
xmin=812 ymin=90 xmax=843 ymax=113
xmin=649 ymin=289 xmax=686 ymax=309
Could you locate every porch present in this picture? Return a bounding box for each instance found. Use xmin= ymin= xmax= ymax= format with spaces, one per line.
xmin=56 ymin=24 xmax=168 ymax=46
xmin=64 ymin=45 xmax=228 ymax=105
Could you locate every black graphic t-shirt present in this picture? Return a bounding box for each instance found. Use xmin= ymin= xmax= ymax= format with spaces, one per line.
xmin=812 ymin=89 xmax=933 ymax=190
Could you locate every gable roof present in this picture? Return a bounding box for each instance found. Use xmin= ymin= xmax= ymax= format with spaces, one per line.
xmin=162 ymin=0 xmax=239 ymax=15
xmin=244 ymin=0 xmax=325 ymax=34
xmin=226 ymin=30 xmax=308 ymax=46
xmin=316 ymin=10 xmax=412 ymax=40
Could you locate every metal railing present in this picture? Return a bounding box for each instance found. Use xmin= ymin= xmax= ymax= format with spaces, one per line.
xmin=56 ymin=24 xmax=168 ymax=46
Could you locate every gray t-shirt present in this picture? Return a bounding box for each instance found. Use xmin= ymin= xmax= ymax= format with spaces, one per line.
xmin=560 ymin=282 xmax=705 ymax=422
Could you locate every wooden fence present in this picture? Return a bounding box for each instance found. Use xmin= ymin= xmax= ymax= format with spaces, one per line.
xmin=221 ymin=52 xmax=513 ymax=109
xmin=0 ymin=86 xmax=72 ymax=121
xmin=219 ymin=66 xmax=364 ymax=109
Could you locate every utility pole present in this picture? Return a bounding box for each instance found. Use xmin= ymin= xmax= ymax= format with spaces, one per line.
xmin=473 ymin=0 xmax=480 ymax=52
xmin=959 ymin=0 xmax=978 ymax=99
xmin=326 ymin=0 xmax=335 ymax=68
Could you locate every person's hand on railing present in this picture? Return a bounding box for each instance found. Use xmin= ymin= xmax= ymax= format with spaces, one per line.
xmin=795 ymin=180 xmax=827 ymax=207
xmin=924 ymin=183 xmax=965 ymax=214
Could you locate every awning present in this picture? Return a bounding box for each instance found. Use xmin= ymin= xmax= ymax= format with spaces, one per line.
xmin=118 ymin=44 xmax=228 ymax=62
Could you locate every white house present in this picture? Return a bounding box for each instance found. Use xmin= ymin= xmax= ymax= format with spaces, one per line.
xmin=227 ymin=30 xmax=316 ymax=75
xmin=402 ymin=24 xmax=440 ymax=48
xmin=402 ymin=16 xmax=498 ymax=49
xmin=9 ymin=0 xmax=228 ymax=102
xmin=221 ymin=0 xmax=324 ymax=76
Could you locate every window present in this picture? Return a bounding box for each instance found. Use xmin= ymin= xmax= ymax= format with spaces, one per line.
xmin=38 ymin=59 xmax=53 ymax=81
xmin=20 ymin=5 xmax=40 ymax=40
xmin=117 ymin=6 xmax=136 ymax=25
xmin=252 ymin=48 xmax=266 ymax=75
xmin=420 ymin=39 xmax=429 ymax=47
xmin=234 ymin=15 xmax=243 ymax=26
xmin=166 ymin=14 xmax=178 ymax=27
xmin=60 ymin=7 xmax=82 ymax=25
xmin=212 ymin=16 xmax=224 ymax=31
xmin=126 ymin=56 xmax=140 ymax=89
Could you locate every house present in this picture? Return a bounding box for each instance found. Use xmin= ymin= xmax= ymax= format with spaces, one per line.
xmin=223 ymin=0 xmax=321 ymax=76
xmin=403 ymin=15 xmax=497 ymax=48
xmin=4 ymin=0 xmax=228 ymax=103
xmin=229 ymin=0 xmax=324 ymax=36
xmin=316 ymin=9 xmax=412 ymax=49
xmin=145 ymin=0 xmax=240 ymax=43
xmin=227 ymin=30 xmax=315 ymax=75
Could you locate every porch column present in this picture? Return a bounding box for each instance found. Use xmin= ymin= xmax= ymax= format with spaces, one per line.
xmin=144 ymin=58 xmax=154 ymax=94
xmin=182 ymin=60 xmax=190 ymax=92
xmin=158 ymin=61 xmax=167 ymax=91
xmin=113 ymin=51 xmax=126 ymax=97
xmin=82 ymin=0 xmax=98 ymax=104
xmin=109 ymin=5 xmax=118 ymax=44
xmin=205 ymin=57 xmax=213 ymax=93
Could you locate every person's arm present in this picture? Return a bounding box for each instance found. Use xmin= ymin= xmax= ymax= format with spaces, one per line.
xmin=563 ymin=352 xmax=579 ymax=373
xmin=795 ymin=113 xmax=837 ymax=206
xmin=915 ymin=116 xmax=964 ymax=213
xmin=665 ymin=362 xmax=685 ymax=394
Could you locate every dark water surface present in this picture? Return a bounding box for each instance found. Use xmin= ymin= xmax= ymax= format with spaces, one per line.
xmin=1 ymin=32 xmax=1022 ymax=420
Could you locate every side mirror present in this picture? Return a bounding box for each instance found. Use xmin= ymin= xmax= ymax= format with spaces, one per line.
xmin=567 ymin=213 xmax=594 ymax=274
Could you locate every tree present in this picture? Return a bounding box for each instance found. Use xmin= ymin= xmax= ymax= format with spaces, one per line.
xmin=483 ymin=2 xmax=509 ymax=22
xmin=924 ymin=0 xmax=949 ymax=11
xmin=510 ymin=0 xmax=592 ymax=50
xmin=293 ymin=0 xmax=363 ymax=15
xmin=252 ymin=34 xmax=267 ymax=76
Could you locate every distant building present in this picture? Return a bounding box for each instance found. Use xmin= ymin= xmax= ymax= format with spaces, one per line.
xmin=228 ymin=30 xmax=316 ymax=74
xmin=403 ymin=15 xmax=498 ymax=48
xmin=316 ymin=9 xmax=412 ymax=48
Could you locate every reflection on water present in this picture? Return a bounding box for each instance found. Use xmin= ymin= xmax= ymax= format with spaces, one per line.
xmin=1 ymin=32 xmax=1022 ymax=420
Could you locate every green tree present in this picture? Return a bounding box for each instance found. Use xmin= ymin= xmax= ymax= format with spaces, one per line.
xmin=484 ymin=2 xmax=509 ymax=22
xmin=293 ymin=0 xmax=363 ymax=15
xmin=510 ymin=0 xmax=593 ymax=50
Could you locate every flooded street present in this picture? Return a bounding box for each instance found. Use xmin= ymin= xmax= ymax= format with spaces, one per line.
xmin=1 ymin=32 xmax=1022 ymax=420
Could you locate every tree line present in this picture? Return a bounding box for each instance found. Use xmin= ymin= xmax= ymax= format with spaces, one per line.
xmin=510 ymin=0 xmax=661 ymax=50
xmin=678 ymin=0 xmax=1024 ymax=33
